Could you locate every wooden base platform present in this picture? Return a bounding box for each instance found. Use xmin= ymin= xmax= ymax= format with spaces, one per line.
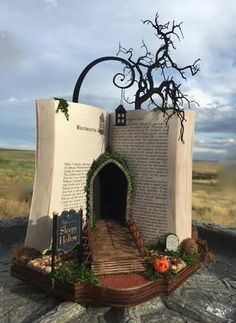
xmin=11 ymin=262 xmax=201 ymax=308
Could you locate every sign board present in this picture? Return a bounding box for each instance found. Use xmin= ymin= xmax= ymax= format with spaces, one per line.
xmin=166 ymin=234 xmax=179 ymax=251
xmin=56 ymin=209 xmax=82 ymax=253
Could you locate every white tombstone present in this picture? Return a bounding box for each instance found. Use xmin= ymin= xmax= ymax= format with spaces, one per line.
xmin=166 ymin=234 xmax=179 ymax=251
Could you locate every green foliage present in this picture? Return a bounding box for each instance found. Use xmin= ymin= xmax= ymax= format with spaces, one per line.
xmin=147 ymin=240 xmax=166 ymax=252
xmin=51 ymin=261 xmax=99 ymax=287
xmin=147 ymin=240 xmax=199 ymax=262
xmin=162 ymin=249 xmax=180 ymax=257
xmin=144 ymin=242 xmax=199 ymax=282
xmin=54 ymin=98 xmax=69 ymax=121
xmin=180 ymin=251 xmax=199 ymax=266
xmin=27 ymin=248 xmax=42 ymax=259
xmin=143 ymin=259 xmax=177 ymax=281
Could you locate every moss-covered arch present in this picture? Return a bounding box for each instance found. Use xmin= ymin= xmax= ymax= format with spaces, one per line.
xmin=85 ymin=150 xmax=134 ymax=225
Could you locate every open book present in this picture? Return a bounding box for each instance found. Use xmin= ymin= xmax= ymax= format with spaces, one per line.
xmin=25 ymin=99 xmax=195 ymax=252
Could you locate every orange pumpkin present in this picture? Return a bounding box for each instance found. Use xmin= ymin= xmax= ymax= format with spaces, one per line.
xmin=153 ymin=258 xmax=170 ymax=273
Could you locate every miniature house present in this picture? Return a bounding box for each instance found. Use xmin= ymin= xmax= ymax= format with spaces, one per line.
xmin=115 ymin=104 xmax=127 ymax=126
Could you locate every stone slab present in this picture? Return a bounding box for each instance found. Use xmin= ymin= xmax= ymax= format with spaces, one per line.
xmin=0 ymin=217 xmax=28 ymax=246
xmin=193 ymin=220 xmax=236 ymax=256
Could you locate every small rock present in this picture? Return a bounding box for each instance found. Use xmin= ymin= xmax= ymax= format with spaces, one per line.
xmin=44 ymin=266 xmax=51 ymax=274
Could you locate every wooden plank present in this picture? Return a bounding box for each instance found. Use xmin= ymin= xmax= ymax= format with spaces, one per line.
xmin=86 ymin=220 xmax=147 ymax=275
xmin=91 ymin=258 xmax=146 ymax=275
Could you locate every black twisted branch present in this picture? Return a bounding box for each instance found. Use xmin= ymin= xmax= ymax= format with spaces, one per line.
xmin=72 ymin=13 xmax=200 ymax=142
xmin=118 ymin=13 xmax=200 ymax=140
xmin=72 ymin=56 xmax=135 ymax=103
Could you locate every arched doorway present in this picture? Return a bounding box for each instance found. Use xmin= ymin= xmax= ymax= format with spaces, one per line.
xmin=93 ymin=162 xmax=128 ymax=223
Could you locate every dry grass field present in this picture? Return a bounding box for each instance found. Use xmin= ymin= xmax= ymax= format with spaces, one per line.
xmin=192 ymin=160 xmax=236 ymax=227
xmin=0 ymin=149 xmax=35 ymax=218
xmin=0 ymin=148 xmax=235 ymax=227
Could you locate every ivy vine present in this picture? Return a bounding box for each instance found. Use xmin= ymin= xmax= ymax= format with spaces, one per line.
xmin=54 ymin=98 xmax=69 ymax=121
xmin=85 ymin=148 xmax=135 ymax=193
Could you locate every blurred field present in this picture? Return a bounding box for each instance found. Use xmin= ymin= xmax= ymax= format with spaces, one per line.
xmin=0 ymin=149 xmax=35 ymax=218
xmin=192 ymin=160 xmax=236 ymax=227
xmin=0 ymin=148 xmax=235 ymax=227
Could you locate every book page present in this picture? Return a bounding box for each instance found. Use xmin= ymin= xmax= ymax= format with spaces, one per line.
xmin=49 ymin=102 xmax=109 ymax=216
xmin=25 ymin=100 xmax=108 ymax=251
xmin=168 ymin=111 xmax=195 ymax=242
xmin=110 ymin=109 xmax=195 ymax=244
xmin=25 ymin=100 xmax=56 ymax=250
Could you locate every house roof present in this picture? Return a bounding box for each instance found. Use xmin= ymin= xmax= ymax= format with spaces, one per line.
xmin=115 ymin=104 xmax=126 ymax=113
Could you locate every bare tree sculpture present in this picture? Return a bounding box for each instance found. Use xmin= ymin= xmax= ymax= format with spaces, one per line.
xmin=73 ymin=13 xmax=200 ymax=141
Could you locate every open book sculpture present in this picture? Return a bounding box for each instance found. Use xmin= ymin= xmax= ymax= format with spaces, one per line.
xmin=25 ymin=100 xmax=195 ymax=252
xmin=11 ymin=14 xmax=204 ymax=307
xmin=10 ymin=100 xmax=200 ymax=306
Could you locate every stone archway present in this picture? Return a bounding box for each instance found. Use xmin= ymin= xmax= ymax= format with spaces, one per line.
xmin=86 ymin=152 xmax=133 ymax=225
xmin=93 ymin=162 xmax=128 ymax=223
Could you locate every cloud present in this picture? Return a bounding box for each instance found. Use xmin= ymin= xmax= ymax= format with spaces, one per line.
xmin=186 ymin=83 xmax=236 ymax=135
xmin=45 ymin=0 xmax=59 ymax=9
xmin=0 ymin=31 xmax=25 ymax=68
xmin=194 ymin=106 xmax=236 ymax=134
xmin=194 ymin=137 xmax=234 ymax=151
xmin=193 ymin=135 xmax=236 ymax=160
xmin=0 ymin=97 xmax=31 ymax=103
xmin=0 ymin=0 xmax=236 ymax=160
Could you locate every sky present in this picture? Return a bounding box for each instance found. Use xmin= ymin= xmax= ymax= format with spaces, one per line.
xmin=0 ymin=0 xmax=236 ymax=161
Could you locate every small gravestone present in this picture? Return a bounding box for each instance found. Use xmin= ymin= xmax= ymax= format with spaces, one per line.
xmin=166 ymin=234 xmax=179 ymax=251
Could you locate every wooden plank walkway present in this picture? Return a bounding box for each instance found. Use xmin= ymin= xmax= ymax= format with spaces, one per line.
xmin=89 ymin=220 xmax=146 ymax=275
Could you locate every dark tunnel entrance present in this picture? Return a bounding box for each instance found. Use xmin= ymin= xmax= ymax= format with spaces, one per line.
xmin=93 ymin=162 xmax=128 ymax=223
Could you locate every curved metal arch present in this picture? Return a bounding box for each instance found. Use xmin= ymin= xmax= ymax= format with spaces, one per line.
xmin=72 ymin=56 xmax=136 ymax=103
xmin=87 ymin=159 xmax=133 ymax=223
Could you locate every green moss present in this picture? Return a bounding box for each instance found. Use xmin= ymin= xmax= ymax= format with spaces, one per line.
xmin=50 ymin=261 xmax=99 ymax=287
